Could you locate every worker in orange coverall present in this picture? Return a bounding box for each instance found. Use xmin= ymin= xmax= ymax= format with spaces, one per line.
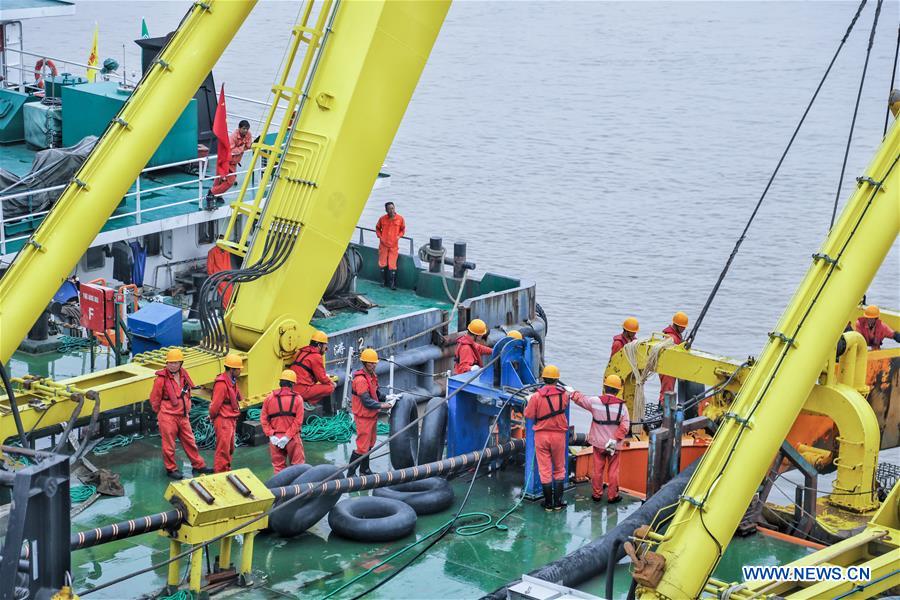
xmin=855 ymin=305 xmax=900 ymax=350
xmin=209 ymin=353 xmax=243 ymax=473
xmin=347 ymin=349 xmax=398 ymax=477
xmin=524 ymin=365 xmax=570 ymax=512
xmin=658 ymin=311 xmax=689 ymax=403
xmin=150 ymin=348 xmax=212 ymax=480
xmin=289 ymin=330 xmax=335 ymax=405
xmin=454 ymin=318 xmax=492 ymax=374
xmin=375 ymin=201 xmax=406 ymax=290
xmin=610 ymin=316 xmax=639 ymax=357
xmin=260 ymin=370 xmax=305 ymax=474
xmin=206 ymin=235 xmax=234 ymax=307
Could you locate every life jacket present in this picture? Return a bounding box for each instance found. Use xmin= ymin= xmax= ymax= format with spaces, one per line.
xmin=211 ymin=373 xmax=241 ymax=419
xmin=153 ymin=368 xmax=194 ymax=416
xmin=593 ymin=395 xmax=625 ymax=425
xmin=351 ymin=369 xmax=380 ymax=419
xmin=269 ymin=389 xmax=300 ymax=419
xmin=291 ymin=345 xmax=322 ymax=384
xmin=535 ymin=386 xmax=568 ymax=422
xmin=662 ymin=325 xmax=683 ymax=345
xmin=455 ymin=335 xmax=486 ymax=372
xmin=610 ymin=333 xmax=632 ymax=356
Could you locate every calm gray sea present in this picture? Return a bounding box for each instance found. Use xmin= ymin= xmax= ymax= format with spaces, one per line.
xmin=31 ymin=1 xmax=900 ymax=392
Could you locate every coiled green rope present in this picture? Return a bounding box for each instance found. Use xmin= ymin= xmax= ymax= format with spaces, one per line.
xmin=70 ymin=484 xmax=96 ymax=504
xmin=244 ymin=408 xmax=388 ymax=443
xmin=92 ymin=434 xmax=144 ymax=455
xmin=58 ymin=335 xmax=94 ymax=354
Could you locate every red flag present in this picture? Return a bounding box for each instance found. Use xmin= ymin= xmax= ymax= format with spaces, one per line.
xmin=213 ymin=84 xmax=231 ymax=178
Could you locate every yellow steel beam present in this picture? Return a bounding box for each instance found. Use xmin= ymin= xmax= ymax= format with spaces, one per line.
xmin=642 ymin=116 xmax=900 ymax=598
xmin=0 ymin=0 xmax=257 ymax=364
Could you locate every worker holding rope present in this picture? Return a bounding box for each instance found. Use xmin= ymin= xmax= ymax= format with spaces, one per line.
xmin=347 ymin=349 xmax=398 ymax=476
xmin=209 ymin=353 xmax=243 ymax=473
xmin=524 ymin=365 xmax=571 ymax=512
xmin=572 ymin=374 xmax=629 ymax=503
xmin=261 ymin=370 xmax=306 ymax=474
xmin=149 ymin=349 xmax=213 ymax=480
xmin=289 ymin=330 xmax=336 ymax=405
xmin=657 ymin=311 xmax=688 ymax=403
xmin=455 ymin=318 xmax=492 ymax=374
xmin=610 ymin=317 xmax=639 ymax=358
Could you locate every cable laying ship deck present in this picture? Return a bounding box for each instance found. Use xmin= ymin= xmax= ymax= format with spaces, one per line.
xmin=1 ymin=1 xmax=899 ymax=599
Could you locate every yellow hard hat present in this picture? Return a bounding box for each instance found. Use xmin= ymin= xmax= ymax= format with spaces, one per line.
xmin=507 ymin=330 xmax=523 ymax=340
xmin=224 ymin=353 xmax=243 ymax=369
xmin=360 ymin=348 xmax=379 ymax=363
xmin=604 ymin=374 xmax=623 ymax=391
xmin=468 ymin=318 xmax=488 ymax=336
xmin=864 ymin=305 xmax=880 ymax=319
xmin=672 ymin=311 xmax=689 ymax=328
xmin=280 ymin=369 xmax=297 ymax=384
xmin=165 ymin=348 xmax=185 ymax=363
xmin=623 ymin=317 xmax=639 ymax=333
xmin=542 ymin=364 xmax=560 ymax=379
xmin=311 ymin=330 xmax=328 ymax=344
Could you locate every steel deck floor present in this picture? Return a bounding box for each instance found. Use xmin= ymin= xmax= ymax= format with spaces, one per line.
xmin=70 ymin=437 xmax=812 ymax=599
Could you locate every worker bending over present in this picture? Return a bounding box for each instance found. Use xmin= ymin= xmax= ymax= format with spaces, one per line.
xmin=524 ymin=365 xmax=571 ymax=511
xmin=150 ymin=349 xmax=212 ymax=479
xmin=375 ymin=201 xmax=406 ymax=290
xmin=573 ymin=375 xmax=630 ymax=503
xmin=455 ymin=318 xmax=492 ymax=374
xmin=209 ymin=353 xmax=243 ymax=473
xmin=610 ymin=317 xmax=639 ymax=357
xmin=348 ymin=349 xmax=397 ymax=476
xmin=290 ymin=330 xmax=335 ymax=405
xmin=261 ymin=370 xmax=305 ymax=474
xmin=855 ymin=305 xmax=900 ymax=350
xmin=206 ymin=235 xmax=234 ymax=307
xmin=658 ymin=311 xmax=688 ymax=403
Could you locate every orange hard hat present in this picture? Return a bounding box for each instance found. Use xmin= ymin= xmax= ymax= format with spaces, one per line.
xmin=604 ymin=374 xmax=623 ymax=391
xmin=507 ymin=330 xmax=523 ymax=340
xmin=360 ymin=348 xmax=379 ymax=363
xmin=311 ymin=330 xmax=328 ymax=344
xmin=468 ymin=319 xmax=488 ymax=336
xmin=224 ymin=353 xmax=243 ymax=369
xmin=280 ymin=369 xmax=297 ymax=384
xmin=542 ymin=365 xmax=560 ymax=380
xmin=165 ymin=348 xmax=185 ymax=363
xmin=623 ymin=317 xmax=639 ymax=333
xmin=672 ymin=311 xmax=689 ymax=328
xmin=864 ymin=305 xmax=880 ymax=319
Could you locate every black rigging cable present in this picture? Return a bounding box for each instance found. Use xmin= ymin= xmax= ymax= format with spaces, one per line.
xmin=885 ymin=23 xmax=900 ymax=136
xmin=684 ymin=0 xmax=870 ymax=349
xmin=830 ymin=0 xmax=884 ymax=230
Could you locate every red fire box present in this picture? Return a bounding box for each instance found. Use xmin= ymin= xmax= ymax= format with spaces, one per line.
xmin=79 ymin=282 xmax=116 ymax=331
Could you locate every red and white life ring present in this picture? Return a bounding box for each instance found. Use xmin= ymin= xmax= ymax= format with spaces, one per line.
xmin=34 ymin=59 xmax=58 ymax=89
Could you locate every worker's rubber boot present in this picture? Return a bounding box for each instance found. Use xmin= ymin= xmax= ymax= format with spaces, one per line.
xmin=166 ymin=469 xmax=184 ymax=480
xmin=360 ymin=453 xmax=373 ymax=476
xmin=346 ymin=452 xmax=361 ymax=477
xmin=381 ymin=267 xmax=389 ymax=287
xmin=553 ymin=481 xmax=567 ymax=511
xmin=193 ymin=466 xmax=214 ymax=476
xmin=389 ymin=270 xmax=398 ymax=290
xmin=541 ymin=484 xmax=554 ymax=511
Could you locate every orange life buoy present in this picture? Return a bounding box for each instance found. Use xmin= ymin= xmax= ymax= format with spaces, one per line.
xmin=34 ymin=59 xmax=58 ymax=89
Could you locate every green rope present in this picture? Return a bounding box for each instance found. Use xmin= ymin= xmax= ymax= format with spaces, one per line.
xmin=159 ymin=590 xmax=194 ymax=600
xmin=3 ymin=440 xmax=33 ymax=466
xmin=58 ymin=335 xmax=93 ymax=354
xmin=188 ymin=400 xmax=216 ymax=450
xmin=70 ymin=484 xmax=96 ymax=504
xmin=243 ymin=409 xmax=387 ymax=444
xmin=91 ymin=433 xmax=143 ymax=455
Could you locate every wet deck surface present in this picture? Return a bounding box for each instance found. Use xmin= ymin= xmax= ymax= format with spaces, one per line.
xmin=70 ymin=436 xmax=812 ymax=599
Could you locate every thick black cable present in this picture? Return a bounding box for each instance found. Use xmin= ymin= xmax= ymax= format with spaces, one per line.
xmin=0 ymin=362 xmax=29 ymax=449
xmin=78 ymin=354 xmax=506 ymax=596
xmin=885 ymin=24 xmax=899 ymax=135
xmin=831 ymin=0 xmax=884 ymax=229
xmin=684 ymin=0 xmax=870 ymax=349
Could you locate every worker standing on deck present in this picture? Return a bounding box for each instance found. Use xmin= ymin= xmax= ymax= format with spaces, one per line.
xmin=210 ymin=120 xmax=253 ymax=198
xmin=206 ymin=235 xmax=234 ymax=307
xmin=209 ymin=353 xmax=243 ymax=473
xmin=855 ymin=305 xmax=900 ymax=350
xmin=347 ymin=349 xmax=397 ymax=476
xmin=572 ymin=375 xmax=630 ymax=503
xmin=289 ymin=330 xmax=335 ymax=405
xmin=610 ymin=317 xmax=639 ymax=357
xmin=149 ymin=349 xmax=212 ymax=480
xmin=260 ymin=370 xmax=305 ymax=474
xmin=375 ymin=202 xmax=406 ymax=290
xmin=524 ymin=365 xmax=570 ymax=511
xmin=658 ymin=312 xmax=688 ymax=403
xmin=455 ymin=318 xmax=492 ymax=374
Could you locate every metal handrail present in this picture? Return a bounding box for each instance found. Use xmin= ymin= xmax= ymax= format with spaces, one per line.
xmin=356 ymin=226 xmax=415 ymax=256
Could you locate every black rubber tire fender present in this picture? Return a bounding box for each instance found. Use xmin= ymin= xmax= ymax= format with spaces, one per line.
xmin=328 ymin=496 xmax=417 ymax=542
xmin=416 ymin=396 xmax=447 ymax=464
xmin=372 ymin=476 xmax=454 ymax=515
xmin=266 ymin=464 xmax=343 ymax=537
xmin=389 ymin=394 xmax=418 ymax=469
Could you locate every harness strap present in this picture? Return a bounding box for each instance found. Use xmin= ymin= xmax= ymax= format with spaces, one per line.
xmin=292 ymin=351 xmax=319 ymax=380
xmin=270 ymin=391 xmax=298 ymax=419
xmin=592 ymin=403 xmax=622 ymax=425
xmin=535 ymin=392 xmax=566 ymax=422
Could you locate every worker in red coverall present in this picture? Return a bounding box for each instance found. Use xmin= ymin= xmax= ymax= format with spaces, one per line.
xmin=209 ymin=353 xmax=243 ymax=473
xmin=658 ymin=311 xmax=689 ymax=403
xmin=260 ymin=370 xmax=305 ymax=474
xmin=524 ymin=365 xmax=570 ymax=511
xmin=454 ymin=318 xmax=492 ymax=374
xmin=347 ymin=349 xmax=398 ymax=477
xmin=211 ymin=120 xmax=253 ymax=196
xmin=149 ymin=348 xmax=212 ymax=480
xmin=855 ymin=305 xmax=900 ymax=350
xmin=610 ymin=317 xmax=639 ymax=358
xmin=289 ymin=330 xmax=335 ymax=405
xmin=572 ymin=374 xmax=630 ymax=503
xmin=375 ymin=202 xmax=406 ymax=290
xmin=206 ymin=235 xmax=234 ymax=307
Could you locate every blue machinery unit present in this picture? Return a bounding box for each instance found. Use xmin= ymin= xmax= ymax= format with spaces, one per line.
xmin=447 ymin=336 xmax=567 ymax=498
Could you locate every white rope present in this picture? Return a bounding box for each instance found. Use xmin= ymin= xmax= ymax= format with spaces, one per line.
xmin=622 ymin=336 xmax=674 ymax=426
